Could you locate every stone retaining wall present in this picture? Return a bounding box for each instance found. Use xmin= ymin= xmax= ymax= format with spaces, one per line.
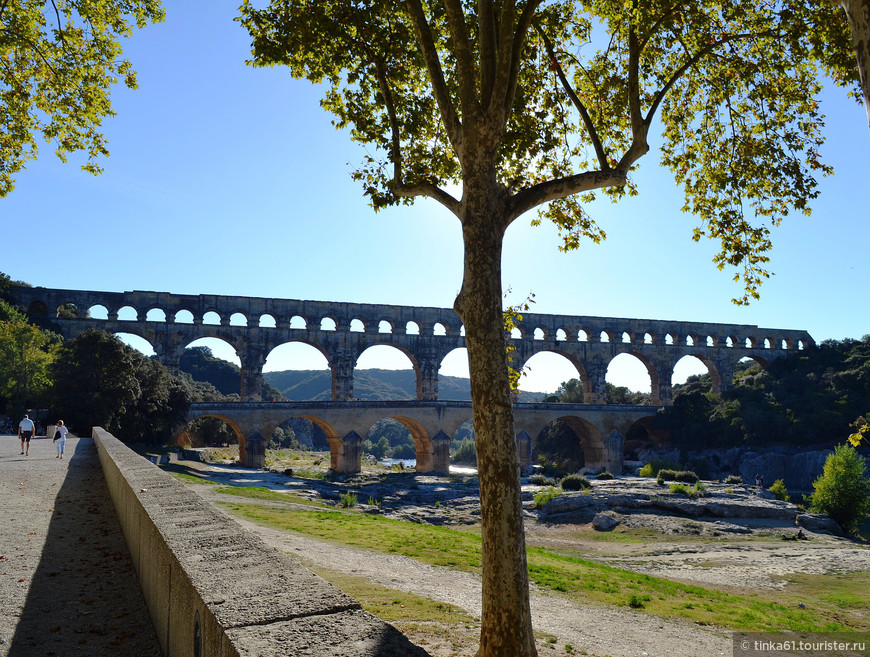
xmin=92 ymin=427 xmax=429 ymax=657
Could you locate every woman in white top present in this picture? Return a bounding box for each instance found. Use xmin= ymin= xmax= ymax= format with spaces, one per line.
xmin=53 ymin=420 xmax=69 ymax=459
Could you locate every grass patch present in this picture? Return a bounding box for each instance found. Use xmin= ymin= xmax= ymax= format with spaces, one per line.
xmin=215 ymin=485 xmax=325 ymax=507
xmin=218 ymin=500 xmax=866 ymax=633
xmin=533 ymin=487 xmax=562 ymax=508
xmin=168 ymin=470 xmax=221 ymax=485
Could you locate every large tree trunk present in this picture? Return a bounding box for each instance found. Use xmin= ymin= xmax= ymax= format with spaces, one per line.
xmin=454 ymin=178 xmax=537 ymax=657
xmin=839 ymin=0 xmax=870 ymax=132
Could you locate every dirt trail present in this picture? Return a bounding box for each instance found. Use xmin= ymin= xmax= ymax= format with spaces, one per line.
xmin=192 ymin=484 xmax=733 ymax=657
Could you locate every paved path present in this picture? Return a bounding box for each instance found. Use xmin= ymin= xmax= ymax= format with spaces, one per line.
xmin=0 ymin=435 xmax=162 ymax=657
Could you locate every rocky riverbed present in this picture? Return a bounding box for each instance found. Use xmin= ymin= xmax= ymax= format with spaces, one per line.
xmin=168 ymin=455 xmax=870 ymax=656
xmin=174 ymin=457 xmax=870 ymax=587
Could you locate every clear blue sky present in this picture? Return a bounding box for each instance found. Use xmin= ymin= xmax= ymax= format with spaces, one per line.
xmin=2 ymin=2 xmax=868 ymax=394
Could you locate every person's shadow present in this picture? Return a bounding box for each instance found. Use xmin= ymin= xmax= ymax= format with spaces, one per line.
xmin=7 ymin=438 xmax=162 ymax=657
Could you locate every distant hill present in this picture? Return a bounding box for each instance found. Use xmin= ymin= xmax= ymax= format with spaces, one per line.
xmin=264 ymin=368 xmax=547 ymax=402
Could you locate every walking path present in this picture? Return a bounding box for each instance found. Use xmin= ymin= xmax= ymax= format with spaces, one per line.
xmin=0 ymin=435 xmax=162 ymax=657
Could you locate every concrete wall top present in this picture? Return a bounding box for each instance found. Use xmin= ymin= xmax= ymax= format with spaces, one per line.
xmin=93 ymin=427 xmax=429 ymax=656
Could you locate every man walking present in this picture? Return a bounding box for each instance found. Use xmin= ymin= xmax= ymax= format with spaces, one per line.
xmin=18 ymin=414 xmax=35 ymax=456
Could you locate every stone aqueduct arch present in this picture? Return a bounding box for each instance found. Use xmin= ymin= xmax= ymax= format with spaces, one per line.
xmin=12 ymin=285 xmax=814 ymax=472
xmin=185 ymin=401 xmax=655 ymax=474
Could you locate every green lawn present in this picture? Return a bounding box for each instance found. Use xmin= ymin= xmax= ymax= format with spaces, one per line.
xmin=216 ymin=492 xmax=868 ymax=634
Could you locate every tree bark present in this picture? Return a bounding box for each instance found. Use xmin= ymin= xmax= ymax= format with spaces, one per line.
xmin=454 ymin=176 xmax=537 ymax=657
xmin=839 ymin=0 xmax=870 ymax=132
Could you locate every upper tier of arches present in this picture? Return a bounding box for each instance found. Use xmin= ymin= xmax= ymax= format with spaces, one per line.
xmin=11 ymin=284 xmax=814 ymax=405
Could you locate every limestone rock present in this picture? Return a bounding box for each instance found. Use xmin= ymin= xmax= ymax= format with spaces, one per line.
xmin=592 ymin=511 xmax=621 ymax=531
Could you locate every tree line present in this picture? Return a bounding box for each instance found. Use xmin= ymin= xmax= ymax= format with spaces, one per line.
xmin=655 ymin=339 xmax=870 ymax=449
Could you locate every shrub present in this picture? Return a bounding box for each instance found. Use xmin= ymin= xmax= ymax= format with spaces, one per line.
xmin=451 ymin=438 xmax=477 ymax=466
xmin=724 ymin=474 xmax=743 ymax=485
xmin=670 ymin=482 xmax=709 ymax=498
xmin=533 ymin=487 xmax=562 ymax=508
xmin=657 ymin=469 xmax=699 ymax=484
xmin=596 ymin=471 xmax=614 ymax=480
xmin=560 ymin=474 xmax=591 ymax=490
xmin=639 ymin=459 xmax=681 ymax=478
xmin=768 ymin=478 xmax=790 ymax=502
xmin=339 ymin=491 xmax=358 ymax=508
xmin=628 ymin=594 xmax=649 ymax=608
xmin=530 ymin=474 xmax=556 ymax=486
xmin=810 ymin=445 xmax=870 ymax=532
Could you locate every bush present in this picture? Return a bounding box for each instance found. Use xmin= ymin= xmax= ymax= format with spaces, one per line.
xmin=670 ymin=482 xmax=709 ymax=498
xmin=451 ymin=438 xmax=477 ymax=465
xmin=657 ymin=469 xmax=699 ymax=484
xmin=768 ymin=478 xmax=790 ymax=502
xmin=724 ymin=474 xmax=743 ymax=485
xmin=391 ymin=442 xmax=416 ymax=459
xmin=530 ymin=474 xmax=556 ymax=486
xmin=639 ymin=459 xmax=681 ymax=478
xmin=533 ymin=487 xmax=562 ymax=508
xmin=810 ymin=445 xmax=870 ymax=532
xmin=560 ymin=474 xmax=591 ymax=490
xmin=596 ymin=471 xmax=614 ymax=480
xmin=339 ymin=491 xmax=358 ymax=508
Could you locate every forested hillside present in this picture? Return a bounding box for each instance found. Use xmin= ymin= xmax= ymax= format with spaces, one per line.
xmin=265 ymin=368 xmax=547 ymax=402
xmin=655 ymin=337 xmax=870 ymax=448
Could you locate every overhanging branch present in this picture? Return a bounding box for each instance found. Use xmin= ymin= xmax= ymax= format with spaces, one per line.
xmin=392 ymin=180 xmax=462 ymax=216
xmin=507 ymin=168 xmax=628 ymax=222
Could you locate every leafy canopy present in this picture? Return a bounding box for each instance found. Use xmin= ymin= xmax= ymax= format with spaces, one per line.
xmin=810 ymin=443 xmax=870 ymax=532
xmin=0 ymin=0 xmax=164 ymax=197
xmin=240 ymin=0 xmax=856 ymax=304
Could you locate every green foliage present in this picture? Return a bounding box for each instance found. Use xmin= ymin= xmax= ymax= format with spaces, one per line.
xmin=180 ymin=346 xmax=245 ymax=397
xmin=0 ymin=313 xmax=60 ymax=416
xmin=0 ymin=1 xmax=165 ymax=197
xmin=185 ymin=416 xmax=238 ymax=447
xmin=658 ymin=338 xmax=870 ymax=448
xmin=391 ymin=442 xmax=416 ymax=459
xmin=724 ymin=474 xmax=744 ymax=485
xmin=529 ymin=474 xmax=556 ymax=486
xmin=670 ymin=482 xmax=709 ymax=498
xmin=240 ymin=0 xmax=854 ymax=304
xmin=51 ymin=329 xmax=190 ymax=443
xmin=339 ymin=491 xmax=358 ymax=508
xmin=809 ymin=444 xmax=870 ymax=532
xmin=639 ymin=459 xmax=682 ymax=478
xmin=658 ymin=470 xmax=700 ymax=484
xmin=269 ymin=426 xmax=302 ymax=450
xmin=535 ymin=420 xmax=584 ymax=476
xmin=560 ymin=474 xmax=591 ymax=491
xmin=628 ymin=594 xmax=649 ymax=609
xmin=451 ymin=438 xmax=477 ymax=466
xmin=596 ymin=471 xmax=614 ymax=480
xmin=768 ymin=479 xmax=790 ymax=502
xmin=533 ymin=487 xmax=562 ymax=509
xmin=362 ymin=435 xmax=392 ymax=460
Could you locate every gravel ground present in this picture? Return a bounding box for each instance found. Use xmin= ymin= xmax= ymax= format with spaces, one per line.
xmin=0 ymin=435 xmax=162 ymax=657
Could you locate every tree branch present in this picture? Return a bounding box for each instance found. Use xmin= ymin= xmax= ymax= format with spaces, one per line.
xmin=535 ymin=23 xmax=609 ymax=170
xmin=442 ymin=0 xmax=480 ymax=120
xmin=369 ymin=51 xmax=405 ymax=188
xmin=501 ymin=0 xmax=543 ymax=120
xmin=479 ymin=0 xmax=497 ymax=107
xmin=508 ymin=168 xmax=628 ymax=222
xmin=644 ymin=30 xmax=771 ymax=129
xmin=403 ymin=0 xmax=464 ymax=155
xmin=392 ymin=180 xmax=462 ymax=215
